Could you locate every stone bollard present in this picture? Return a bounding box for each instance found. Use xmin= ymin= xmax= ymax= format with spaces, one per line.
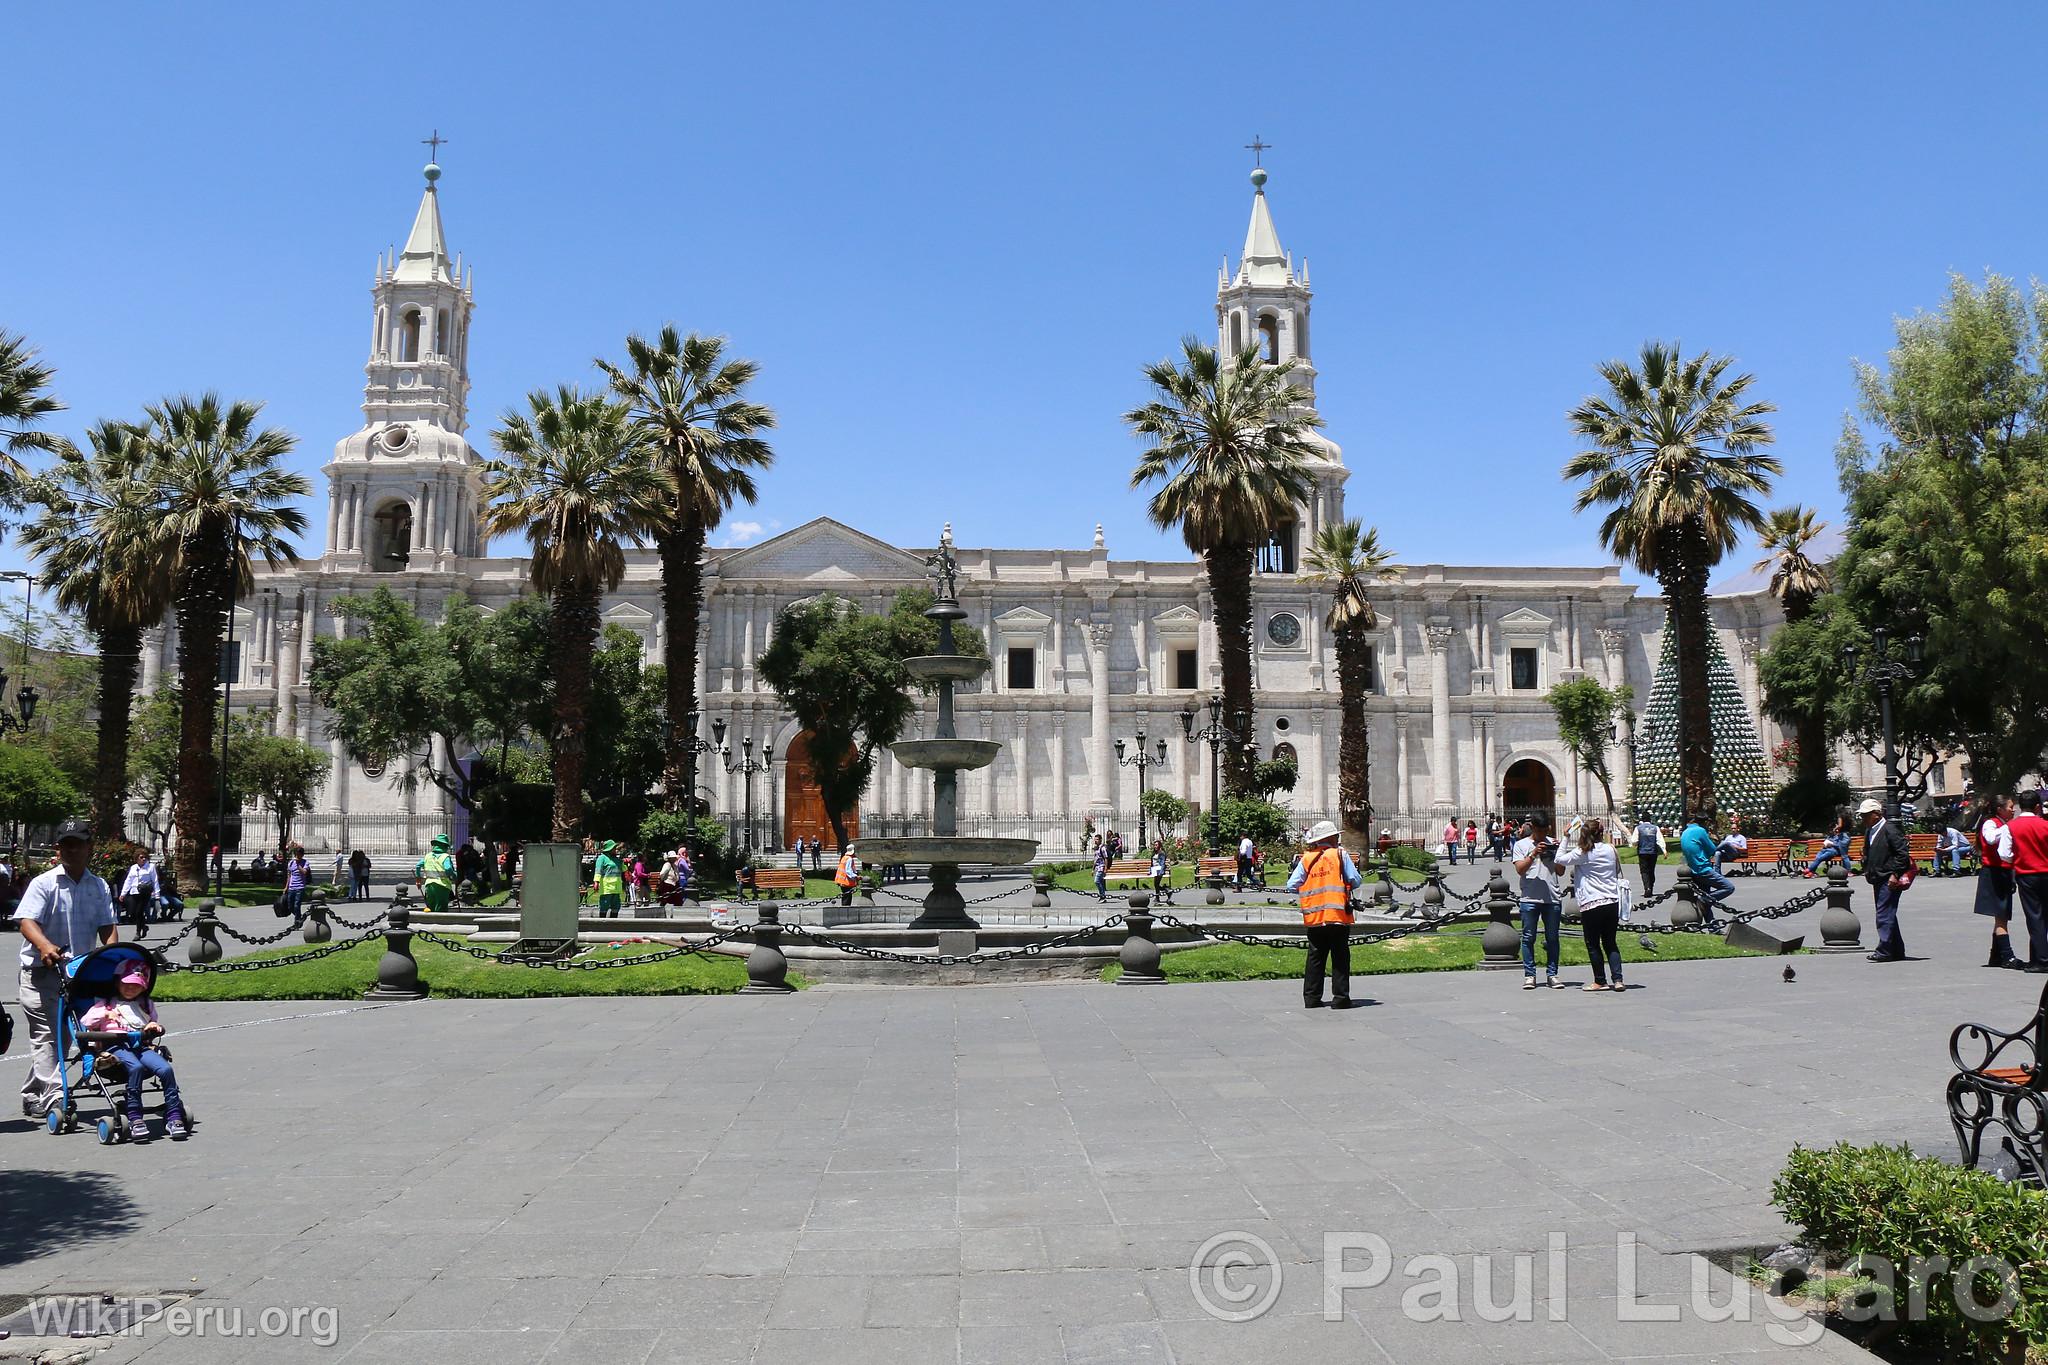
xmin=1479 ymin=869 xmax=1520 ymax=969
xmin=1423 ymin=867 xmax=1446 ymax=915
xmin=390 ymin=882 xmax=413 ymax=912
xmin=1117 ymin=890 xmax=1165 ymax=985
xmin=187 ymin=899 xmax=224 ymax=965
xmin=1817 ymin=863 xmax=1863 ymax=952
xmin=742 ymin=904 xmax=795 ymax=994
xmin=363 ymin=905 xmax=428 ymax=1001
xmin=858 ymin=878 xmax=877 ymax=910
xmin=1376 ymin=863 xmax=1397 ymax=907
xmin=1030 ymin=870 xmax=1053 ymax=910
xmin=302 ymin=889 xmax=332 ymax=944
xmin=1669 ymin=879 xmax=1701 ymax=929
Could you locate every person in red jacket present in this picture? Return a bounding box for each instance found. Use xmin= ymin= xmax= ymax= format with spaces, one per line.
xmin=2007 ymin=789 xmax=2048 ymax=973
xmin=1975 ymin=794 xmax=2020 ymax=969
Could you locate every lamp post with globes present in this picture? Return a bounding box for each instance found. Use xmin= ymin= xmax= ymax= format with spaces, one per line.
xmin=1180 ymin=694 xmax=1251 ymax=856
xmin=719 ymin=726 xmax=774 ymax=857
xmin=1843 ymin=627 xmax=1923 ymax=819
xmin=0 ymin=572 xmax=43 ymax=869
xmin=1115 ymin=721 xmax=1169 ymax=847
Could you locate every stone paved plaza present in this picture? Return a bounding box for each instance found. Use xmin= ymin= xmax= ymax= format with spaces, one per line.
xmin=2 ymin=871 xmax=2031 ymax=1363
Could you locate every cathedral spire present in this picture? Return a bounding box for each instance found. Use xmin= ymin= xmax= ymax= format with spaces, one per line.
xmin=1239 ymin=167 xmax=1289 ymax=284
xmin=393 ymin=160 xmax=454 ymax=284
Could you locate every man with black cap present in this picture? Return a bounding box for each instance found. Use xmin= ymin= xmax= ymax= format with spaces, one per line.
xmin=15 ymin=820 xmax=116 ymax=1120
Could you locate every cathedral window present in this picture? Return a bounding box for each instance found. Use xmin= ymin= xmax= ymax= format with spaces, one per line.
xmin=1172 ymin=648 xmax=1199 ymax=690
xmin=1258 ymin=314 xmax=1279 ymax=363
xmin=1230 ymin=313 xmax=1244 ymax=354
xmin=1256 ymin=519 xmax=1297 ymax=575
xmin=371 ymin=501 xmax=414 ymax=572
xmin=1006 ymin=646 xmax=1036 ymax=690
xmin=1511 ymin=647 xmax=1540 ymax=691
xmin=398 ymin=309 xmax=421 ymax=362
xmin=1297 ymin=308 xmax=1309 ymax=361
xmin=436 ymin=309 xmax=450 ymax=358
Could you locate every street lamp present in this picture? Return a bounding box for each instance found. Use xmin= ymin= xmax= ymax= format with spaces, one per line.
xmin=1180 ymin=694 xmax=1251 ymax=855
xmin=667 ymin=710 xmax=719 ymax=871
xmin=1115 ymin=721 xmax=1169 ymax=847
xmin=1843 ymin=626 xmax=1923 ymax=818
xmin=0 ymin=571 xmax=42 ymax=736
xmin=720 ymin=729 xmax=774 ymax=856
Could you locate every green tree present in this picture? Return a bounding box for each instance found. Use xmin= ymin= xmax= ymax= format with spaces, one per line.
xmin=1819 ymin=274 xmax=2048 ymax=795
xmin=126 ymin=689 xmax=267 ymax=856
xmin=1303 ymin=520 xmax=1399 ymax=852
xmin=0 ymin=742 xmax=81 ymax=834
xmin=0 ymin=601 xmax=99 ymax=797
xmin=1750 ymin=505 xmax=1832 ymax=784
xmin=598 ymin=328 xmax=776 ymax=810
xmin=19 ymin=419 xmax=174 ymax=837
xmin=756 ymin=588 xmax=985 ymax=849
xmin=482 ymin=387 xmax=662 ymax=838
xmin=148 ymin=394 xmax=308 ymax=886
xmin=584 ymin=624 xmax=667 ymax=802
xmin=1126 ymin=338 xmax=1318 ymax=795
xmin=1140 ymin=787 xmax=1190 ymax=838
xmin=1564 ymin=343 xmax=1779 ymax=819
xmin=238 ymin=733 xmax=330 ymax=850
xmin=1250 ymin=756 xmax=1298 ymax=800
xmin=1544 ymin=678 xmax=1634 ymax=819
xmin=0 ymin=330 xmax=72 ymax=498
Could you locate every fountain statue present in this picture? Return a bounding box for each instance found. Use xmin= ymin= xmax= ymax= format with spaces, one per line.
xmin=853 ymin=526 xmax=1036 ymax=929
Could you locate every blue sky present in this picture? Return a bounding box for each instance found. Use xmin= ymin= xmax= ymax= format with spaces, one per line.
xmin=5 ymin=1 xmax=2042 ymax=593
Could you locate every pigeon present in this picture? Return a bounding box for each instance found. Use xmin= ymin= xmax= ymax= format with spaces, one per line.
xmin=1782 ymin=964 xmax=1797 ymax=983
xmin=1638 ymin=934 xmax=1659 ymax=953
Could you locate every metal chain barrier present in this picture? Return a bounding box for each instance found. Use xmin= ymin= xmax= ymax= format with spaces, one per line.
xmin=1149 ymin=908 xmax=1457 ymax=952
xmin=158 ymin=929 xmax=389 ymax=974
xmin=327 ymin=907 xmax=390 ymax=932
xmin=145 ymin=920 xmax=199 ymax=952
xmin=412 ymin=927 xmax=747 ymax=969
xmin=1616 ymin=884 xmax=1827 ymax=935
xmin=778 ymin=915 xmax=1127 ymax=966
xmin=214 ymin=919 xmax=308 ymax=947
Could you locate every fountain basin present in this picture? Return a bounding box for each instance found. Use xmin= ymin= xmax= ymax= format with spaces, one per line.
xmin=890 ymin=739 xmax=1001 ymax=772
xmin=903 ymin=654 xmax=990 ymax=684
xmin=853 ymin=836 xmax=1039 ymax=866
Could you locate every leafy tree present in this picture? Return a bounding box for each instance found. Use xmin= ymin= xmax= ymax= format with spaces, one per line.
xmin=126 ymin=689 xmax=268 ymax=855
xmin=19 ymin=419 xmax=174 ymax=837
xmin=1564 ymin=343 xmax=1778 ymax=819
xmin=598 ymin=328 xmax=776 ymax=809
xmin=148 ymin=394 xmax=308 ymax=885
xmin=1140 ymin=787 xmax=1189 ymax=838
xmin=238 ymin=733 xmax=330 ymax=850
xmin=1126 ymin=338 xmax=1318 ymax=795
xmin=1303 ymin=520 xmax=1398 ymax=851
xmin=1544 ymin=678 xmax=1633 ymax=818
xmin=0 ymin=742 xmax=81 ymax=834
xmin=1817 ymin=274 xmax=2048 ymax=796
xmin=1750 ymin=505 xmax=1832 ymax=784
xmin=1250 ymin=756 xmax=1298 ymax=800
xmin=310 ymin=589 xmax=550 ymax=817
xmin=756 ymin=588 xmax=985 ymax=849
xmin=482 ymin=387 xmax=663 ymax=838
xmin=583 ymin=624 xmax=667 ymax=802
xmin=1212 ymin=796 xmax=1292 ymax=851
xmin=0 ymin=600 xmax=99 ymax=796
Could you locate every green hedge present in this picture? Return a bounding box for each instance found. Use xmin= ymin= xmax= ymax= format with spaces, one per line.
xmin=1771 ymin=1142 xmax=2048 ymax=1360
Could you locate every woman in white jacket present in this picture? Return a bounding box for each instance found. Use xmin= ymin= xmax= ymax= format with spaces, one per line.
xmin=1557 ymin=818 xmax=1628 ymax=992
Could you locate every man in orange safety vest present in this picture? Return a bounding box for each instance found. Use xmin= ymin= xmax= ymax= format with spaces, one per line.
xmin=1286 ymin=820 xmax=1363 ymax=1010
xmin=835 ymin=845 xmax=861 ymax=907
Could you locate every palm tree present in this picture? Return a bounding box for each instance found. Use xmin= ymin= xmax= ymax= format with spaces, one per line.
xmin=0 ymin=330 xmax=73 ymax=496
xmin=1303 ymin=521 xmax=1399 ymax=854
xmin=1752 ymin=504 xmax=1832 ymax=783
xmin=1126 ymin=338 xmax=1319 ymax=794
xmin=1565 ymin=343 xmax=1779 ymax=820
xmin=597 ymin=328 xmax=775 ymax=809
xmin=483 ymin=387 xmax=663 ymax=838
xmin=20 ymin=420 xmax=175 ymax=839
xmin=148 ymin=395 xmax=308 ymax=888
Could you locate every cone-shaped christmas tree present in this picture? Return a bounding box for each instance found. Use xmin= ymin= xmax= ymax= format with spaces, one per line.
xmin=1630 ymin=614 xmax=1773 ymax=825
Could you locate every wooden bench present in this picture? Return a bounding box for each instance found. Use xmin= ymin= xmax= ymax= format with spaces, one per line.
xmin=1907 ymin=832 xmax=1939 ymax=870
xmin=1947 ymin=979 xmax=2047 ymax=1186
xmin=1725 ymin=837 xmax=1793 ymax=876
xmin=744 ymin=867 xmax=807 ymax=900
xmin=1104 ymin=859 xmax=1154 ymax=889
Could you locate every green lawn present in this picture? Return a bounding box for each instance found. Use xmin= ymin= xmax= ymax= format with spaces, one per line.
xmin=206 ymin=881 xmax=345 ymax=908
xmin=153 ymin=936 xmax=767 ymax=1000
xmin=1104 ymin=926 xmax=1791 ymax=983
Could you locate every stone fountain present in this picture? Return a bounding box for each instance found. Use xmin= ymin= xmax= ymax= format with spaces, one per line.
xmin=853 ymin=527 xmax=1036 ymax=930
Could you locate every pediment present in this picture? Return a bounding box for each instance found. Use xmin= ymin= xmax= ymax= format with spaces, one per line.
xmin=994 ymin=605 xmax=1053 ymax=631
xmin=1153 ymin=604 xmax=1201 ymax=632
xmin=604 ymin=602 xmax=654 ymax=622
xmin=1496 ymin=607 xmax=1552 ymax=637
xmin=715 ymin=517 xmax=931 ymax=584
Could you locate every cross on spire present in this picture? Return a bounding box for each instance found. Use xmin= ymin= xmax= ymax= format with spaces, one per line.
xmin=1244 ymin=135 xmax=1272 ymax=167
xmin=422 ymin=129 xmax=447 ymax=160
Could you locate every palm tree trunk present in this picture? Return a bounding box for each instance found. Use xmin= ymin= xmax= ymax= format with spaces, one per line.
xmin=170 ymin=532 xmax=233 ymax=889
xmin=1332 ymin=623 xmax=1373 ymax=853
xmin=1658 ymin=526 xmax=1717 ymax=821
xmin=1206 ymin=540 xmax=1258 ymax=796
xmin=549 ymin=583 xmax=602 ymax=839
xmin=656 ymin=516 xmax=707 ymax=811
xmin=91 ymin=621 xmax=142 ymax=841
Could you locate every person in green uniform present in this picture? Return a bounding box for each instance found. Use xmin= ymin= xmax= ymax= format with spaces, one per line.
xmin=593 ymin=840 xmax=625 ymax=919
xmin=417 ymin=834 xmax=456 ymax=913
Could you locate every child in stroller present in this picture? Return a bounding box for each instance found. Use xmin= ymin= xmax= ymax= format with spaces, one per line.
xmin=50 ymin=943 xmax=193 ymax=1143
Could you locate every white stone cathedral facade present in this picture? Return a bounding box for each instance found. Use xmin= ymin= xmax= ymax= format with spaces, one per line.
xmin=133 ymin=162 xmax=1793 ymax=857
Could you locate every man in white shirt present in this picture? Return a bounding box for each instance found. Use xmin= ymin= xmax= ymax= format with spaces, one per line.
xmin=118 ymin=849 xmax=160 ymax=939
xmin=1513 ymin=816 xmax=1566 ymax=990
xmin=16 ymin=821 xmax=117 ymax=1119
xmin=1237 ymin=834 xmax=1256 ymax=889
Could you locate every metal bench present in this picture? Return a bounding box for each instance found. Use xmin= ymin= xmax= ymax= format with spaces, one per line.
xmin=1946 ymin=979 xmax=2047 ymax=1186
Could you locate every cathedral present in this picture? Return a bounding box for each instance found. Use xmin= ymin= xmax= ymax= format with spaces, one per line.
xmin=133 ymin=160 xmax=1795 ymax=857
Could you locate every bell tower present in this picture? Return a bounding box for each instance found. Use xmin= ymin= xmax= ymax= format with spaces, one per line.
xmin=321 ymin=152 xmax=484 ymax=572
xmin=1215 ymin=160 xmax=1349 ymax=566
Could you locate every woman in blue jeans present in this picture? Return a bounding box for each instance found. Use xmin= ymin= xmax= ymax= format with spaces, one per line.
xmin=1802 ymin=815 xmax=1851 ymax=876
xmin=1512 ymin=817 xmax=1565 ymax=988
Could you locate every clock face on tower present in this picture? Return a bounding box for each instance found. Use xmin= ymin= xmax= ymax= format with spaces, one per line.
xmin=1266 ymin=612 xmax=1302 ymax=646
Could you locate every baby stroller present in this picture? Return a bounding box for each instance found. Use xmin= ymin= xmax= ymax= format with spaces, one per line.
xmin=43 ymin=943 xmax=193 ymax=1144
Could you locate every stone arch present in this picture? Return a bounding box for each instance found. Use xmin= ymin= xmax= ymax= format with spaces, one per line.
xmin=1498 ymin=754 xmax=1560 ymax=830
xmin=369 ymin=498 xmax=414 ymax=572
xmin=783 ymin=728 xmax=860 ymax=851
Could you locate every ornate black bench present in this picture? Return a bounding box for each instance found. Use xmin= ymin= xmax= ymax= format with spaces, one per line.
xmin=1947 ymin=979 xmax=2047 ymax=1186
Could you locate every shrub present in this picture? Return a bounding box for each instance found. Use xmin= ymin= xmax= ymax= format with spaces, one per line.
xmin=1771 ymin=1142 xmax=2048 ymax=1360
xmin=1212 ymin=797 xmax=1292 ymax=850
xmin=1385 ymin=844 xmax=1438 ymax=875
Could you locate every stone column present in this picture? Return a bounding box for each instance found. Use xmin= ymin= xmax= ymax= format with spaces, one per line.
xmin=1310 ymin=709 xmax=1330 ymax=819
xmin=1395 ymin=718 xmax=1412 ymax=826
xmin=1134 ymin=602 xmax=1150 ymax=695
xmin=1426 ymin=622 xmax=1455 ymax=816
xmin=1389 ymin=598 xmax=1409 ymax=694
xmin=1049 ymin=591 xmax=1067 ymax=694
xmin=297 ymin=589 xmax=320 ymax=742
xmin=275 ymin=607 xmax=301 ymax=735
xmin=1052 ymin=711 xmax=1070 ymax=833
xmin=1083 ymin=621 xmax=1114 ymax=817
xmin=326 ymin=491 xmax=341 ymax=558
